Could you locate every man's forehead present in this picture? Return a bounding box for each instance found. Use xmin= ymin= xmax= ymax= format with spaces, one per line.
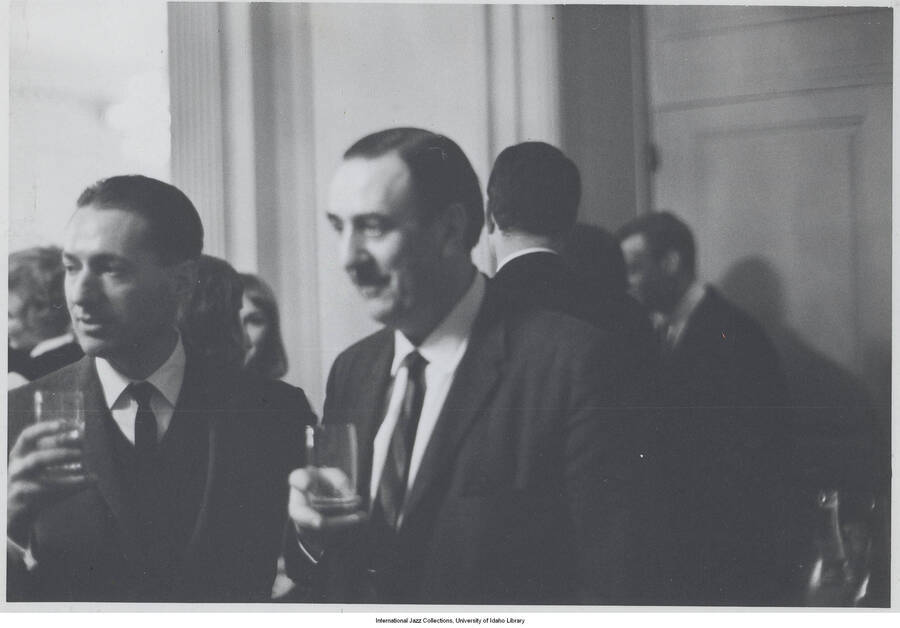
xmin=621 ymin=233 xmax=650 ymax=257
xmin=329 ymin=153 xmax=414 ymax=213
xmin=64 ymin=205 xmax=154 ymax=256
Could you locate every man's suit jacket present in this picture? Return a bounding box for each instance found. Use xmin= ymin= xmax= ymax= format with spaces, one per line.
xmin=638 ymin=288 xmax=803 ymax=605
xmin=660 ymin=286 xmax=787 ymax=409
xmin=288 ymin=282 xmax=648 ymax=604
xmin=491 ymin=252 xmax=657 ymax=365
xmin=7 ymin=355 xmax=315 ymax=602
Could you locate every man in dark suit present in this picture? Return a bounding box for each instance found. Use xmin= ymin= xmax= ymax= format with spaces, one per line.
xmin=617 ymin=211 xmax=787 ymax=409
xmin=484 ymin=142 xmax=655 ymax=363
xmin=616 ymin=211 xmax=802 ymax=605
xmin=7 ymin=175 xmax=315 ymax=602
xmin=286 ymin=128 xmax=645 ymax=604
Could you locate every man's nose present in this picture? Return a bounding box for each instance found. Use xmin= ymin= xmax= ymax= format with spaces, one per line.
xmin=338 ymin=229 xmax=367 ymax=271
xmin=67 ymin=269 xmax=100 ymax=306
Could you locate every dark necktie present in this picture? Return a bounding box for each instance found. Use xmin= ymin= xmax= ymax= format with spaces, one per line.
xmin=127 ymin=382 xmax=169 ymax=586
xmin=375 ymin=351 xmax=428 ymax=530
xmin=128 ymin=381 xmax=158 ymax=463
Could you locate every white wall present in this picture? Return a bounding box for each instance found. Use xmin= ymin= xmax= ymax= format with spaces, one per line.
xmin=8 ymin=1 xmax=170 ymax=252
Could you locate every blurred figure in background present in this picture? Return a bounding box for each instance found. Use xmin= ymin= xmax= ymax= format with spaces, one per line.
xmin=178 ymin=254 xmax=246 ymax=373
xmin=616 ymin=211 xmax=802 ymax=605
xmin=8 ymin=246 xmax=83 ymax=387
xmin=617 ymin=211 xmax=788 ymax=409
xmin=239 ymin=273 xmax=288 ymax=380
xmin=561 ymin=221 xmax=657 ymax=362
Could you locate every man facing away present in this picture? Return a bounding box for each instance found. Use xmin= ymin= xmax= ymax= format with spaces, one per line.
xmin=7 ymin=175 xmax=316 ymax=602
xmin=616 ymin=211 xmax=803 ymax=605
xmin=484 ymin=141 xmax=655 ymax=365
xmin=286 ymin=128 xmax=647 ymax=604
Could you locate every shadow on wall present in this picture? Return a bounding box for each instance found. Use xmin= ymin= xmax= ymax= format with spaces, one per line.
xmin=718 ymin=256 xmax=889 ymax=607
xmin=718 ymin=256 xmax=881 ymax=486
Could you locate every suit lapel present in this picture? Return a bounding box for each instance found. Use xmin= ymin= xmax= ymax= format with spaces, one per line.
xmin=401 ymin=304 xmax=506 ymax=522
xmin=178 ymin=361 xmax=226 ymax=562
xmin=353 ymin=332 xmax=395 ymax=506
xmin=78 ymin=358 xmax=145 ymax=565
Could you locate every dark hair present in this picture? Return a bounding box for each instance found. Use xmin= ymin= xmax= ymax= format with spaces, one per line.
xmin=179 ymin=255 xmax=245 ymax=371
xmin=239 ymin=273 xmax=288 ymax=380
xmin=344 ymin=128 xmax=484 ymax=250
xmin=76 ymin=175 xmax=204 ymax=264
xmin=616 ymin=211 xmax=696 ymax=276
xmin=487 ymin=142 xmax=581 ymax=237
xmin=9 ymin=246 xmax=71 ymax=338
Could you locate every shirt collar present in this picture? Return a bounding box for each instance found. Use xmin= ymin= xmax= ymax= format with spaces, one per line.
xmin=495 ymin=247 xmax=559 ymax=273
xmin=666 ymin=281 xmax=706 ymax=343
xmin=392 ymin=272 xmax=486 ymax=375
xmin=94 ymin=334 xmax=187 ymax=411
xmin=29 ymin=331 xmax=76 ymax=358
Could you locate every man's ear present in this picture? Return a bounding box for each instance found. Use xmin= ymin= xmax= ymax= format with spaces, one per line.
xmin=660 ymin=249 xmax=682 ymax=276
xmin=440 ymin=202 xmax=469 ymax=257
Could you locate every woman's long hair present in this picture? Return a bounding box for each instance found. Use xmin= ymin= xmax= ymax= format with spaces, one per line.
xmin=239 ymin=273 xmax=288 ymax=380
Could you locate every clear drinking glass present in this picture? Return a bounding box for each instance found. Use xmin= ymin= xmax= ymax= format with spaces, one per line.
xmin=33 ymin=390 xmax=85 ymax=475
xmin=305 ymin=423 xmax=360 ymax=513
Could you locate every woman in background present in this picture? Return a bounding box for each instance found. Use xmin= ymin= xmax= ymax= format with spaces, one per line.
xmin=180 ymin=255 xmax=246 ymax=372
xmin=239 ymin=273 xmax=288 ymax=380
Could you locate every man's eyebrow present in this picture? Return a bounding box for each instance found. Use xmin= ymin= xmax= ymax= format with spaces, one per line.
xmin=64 ymin=252 xmax=132 ymax=265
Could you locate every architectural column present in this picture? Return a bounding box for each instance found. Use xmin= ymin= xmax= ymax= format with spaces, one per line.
xmin=167 ymin=3 xmax=323 ymax=404
xmin=558 ymin=5 xmax=650 ymax=229
xmin=167 ymin=3 xmax=227 ymax=257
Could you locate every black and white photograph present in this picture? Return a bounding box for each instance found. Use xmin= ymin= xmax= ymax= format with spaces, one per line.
xmin=2 ymin=0 xmax=894 ymax=616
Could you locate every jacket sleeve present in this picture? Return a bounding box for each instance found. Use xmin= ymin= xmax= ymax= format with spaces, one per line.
xmin=562 ymin=331 xmax=648 ymax=604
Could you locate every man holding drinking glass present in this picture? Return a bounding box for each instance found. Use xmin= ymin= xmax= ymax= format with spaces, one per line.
xmin=7 ymin=175 xmax=315 ymax=601
xmin=286 ymin=128 xmax=647 ymax=604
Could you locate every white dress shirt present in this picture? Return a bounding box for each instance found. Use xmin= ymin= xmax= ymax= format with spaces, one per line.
xmin=369 ymin=273 xmax=486 ymax=520
xmin=94 ymin=334 xmax=187 ymax=444
xmin=494 ymin=247 xmax=559 ymax=274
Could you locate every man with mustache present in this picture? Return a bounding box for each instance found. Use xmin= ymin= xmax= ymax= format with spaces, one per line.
xmin=7 ymin=175 xmax=315 ymax=601
xmin=286 ymin=128 xmax=645 ymax=604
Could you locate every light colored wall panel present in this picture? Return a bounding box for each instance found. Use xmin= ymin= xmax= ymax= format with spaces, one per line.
xmin=648 ymin=8 xmax=891 ymax=110
xmin=694 ymin=120 xmax=860 ymax=369
xmin=646 ymin=6 xmax=866 ymax=39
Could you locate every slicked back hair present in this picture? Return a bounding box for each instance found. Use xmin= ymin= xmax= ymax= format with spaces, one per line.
xmin=487 ymin=141 xmax=581 ymax=237
xmin=76 ymin=175 xmax=204 ymax=265
xmin=343 ymin=128 xmax=484 ymax=250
